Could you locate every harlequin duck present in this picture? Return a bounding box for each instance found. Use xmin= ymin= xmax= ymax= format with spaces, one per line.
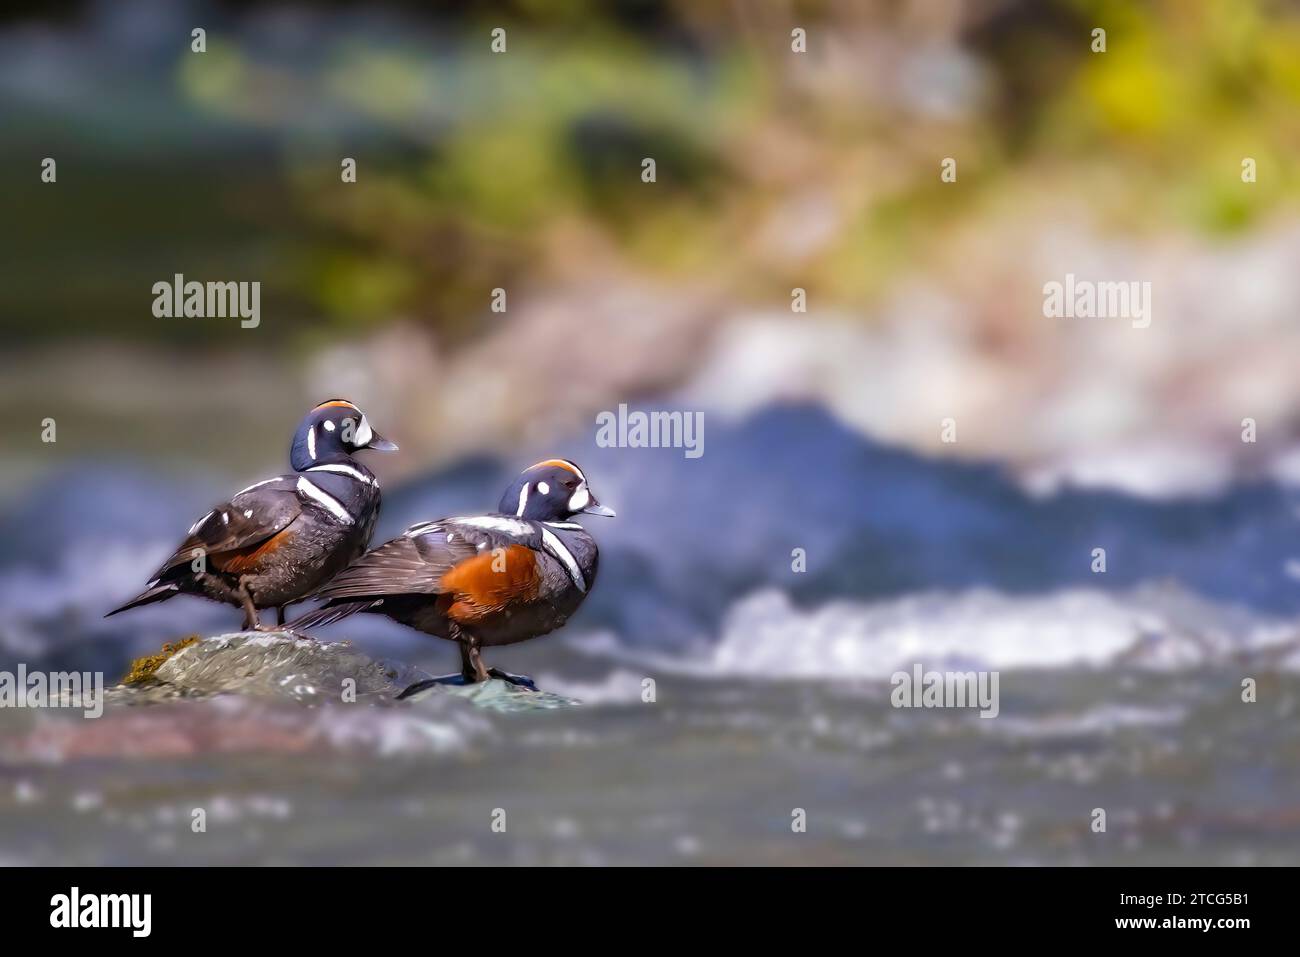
xmin=106 ymin=399 xmax=397 ymax=630
xmin=290 ymin=459 xmax=614 ymax=688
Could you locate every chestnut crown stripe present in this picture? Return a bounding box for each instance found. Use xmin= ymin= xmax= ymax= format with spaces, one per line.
xmin=528 ymin=458 xmax=585 ymax=480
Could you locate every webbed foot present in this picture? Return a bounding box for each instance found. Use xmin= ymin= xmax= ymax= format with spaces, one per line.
xmin=488 ymin=668 xmax=538 ymax=691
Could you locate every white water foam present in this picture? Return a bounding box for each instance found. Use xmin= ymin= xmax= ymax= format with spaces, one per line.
xmin=579 ymin=585 xmax=1300 ymax=680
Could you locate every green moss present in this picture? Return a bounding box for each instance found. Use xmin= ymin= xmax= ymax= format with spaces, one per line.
xmin=123 ymin=636 xmax=201 ymax=686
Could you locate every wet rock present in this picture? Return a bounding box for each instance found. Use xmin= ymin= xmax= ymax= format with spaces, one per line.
xmin=116 ymin=632 xmax=581 ymax=712
xmin=134 ymin=631 xmax=429 ymax=704
xmin=396 ymin=675 xmax=581 ymax=714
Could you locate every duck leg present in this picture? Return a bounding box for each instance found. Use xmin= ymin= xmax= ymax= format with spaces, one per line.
xmin=451 ymin=626 xmax=533 ymax=689
xmin=257 ymin=621 xmax=317 ymax=641
xmin=458 ymin=632 xmax=490 ymax=684
xmin=265 ymin=604 xmax=317 ymax=639
xmin=238 ymin=587 xmax=313 ymax=640
xmin=487 ymin=667 xmax=538 ymax=691
xmin=237 ymin=584 xmax=261 ymax=631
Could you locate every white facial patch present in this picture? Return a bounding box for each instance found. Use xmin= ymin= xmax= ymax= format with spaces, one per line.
xmin=516 ymin=482 xmax=531 ymax=517
xmin=537 ymin=481 xmax=550 ymax=494
xmin=323 ymin=420 xmax=336 ymax=432
xmin=567 ymin=484 xmax=590 ymax=512
xmin=355 ymin=414 xmax=373 ymax=447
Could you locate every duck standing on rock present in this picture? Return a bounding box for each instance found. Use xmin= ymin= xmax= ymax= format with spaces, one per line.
xmin=290 ymin=459 xmax=614 ymax=688
xmin=106 ymin=400 xmax=397 ymax=630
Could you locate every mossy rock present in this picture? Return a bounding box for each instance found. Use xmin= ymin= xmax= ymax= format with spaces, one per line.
xmin=122 ymin=636 xmax=201 ymax=685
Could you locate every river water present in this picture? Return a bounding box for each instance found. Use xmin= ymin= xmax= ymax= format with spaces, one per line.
xmin=2 ymin=404 xmax=1299 ymax=865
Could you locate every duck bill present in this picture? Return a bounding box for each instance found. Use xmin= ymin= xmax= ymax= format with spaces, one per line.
xmin=366 ymin=433 xmax=399 ymax=452
xmin=582 ymin=502 xmax=616 ymax=517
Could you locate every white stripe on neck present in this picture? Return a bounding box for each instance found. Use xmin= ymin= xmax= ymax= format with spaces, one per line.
xmin=516 ymin=482 xmax=531 ymax=517
xmin=307 ymin=463 xmax=375 ymax=485
xmin=540 ymin=526 xmax=585 ymax=592
xmin=297 ymin=476 xmax=354 ymax=524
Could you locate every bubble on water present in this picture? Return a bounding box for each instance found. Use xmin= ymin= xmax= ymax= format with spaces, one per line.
xmin=14 ymin=780 xmax=39 ymax=803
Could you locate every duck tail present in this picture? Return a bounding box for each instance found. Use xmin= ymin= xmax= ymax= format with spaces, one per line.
xmin=104 ymin=582 xmax=180 ymax=618
xmin=286 ymin=600 xmax=375 ymax=631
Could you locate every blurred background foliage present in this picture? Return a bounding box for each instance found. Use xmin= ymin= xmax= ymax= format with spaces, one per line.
xmin=4 ymin=0 xmax=1300 ymax=498
xmin=5 ymin=0 xmax=1297 ymax=346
